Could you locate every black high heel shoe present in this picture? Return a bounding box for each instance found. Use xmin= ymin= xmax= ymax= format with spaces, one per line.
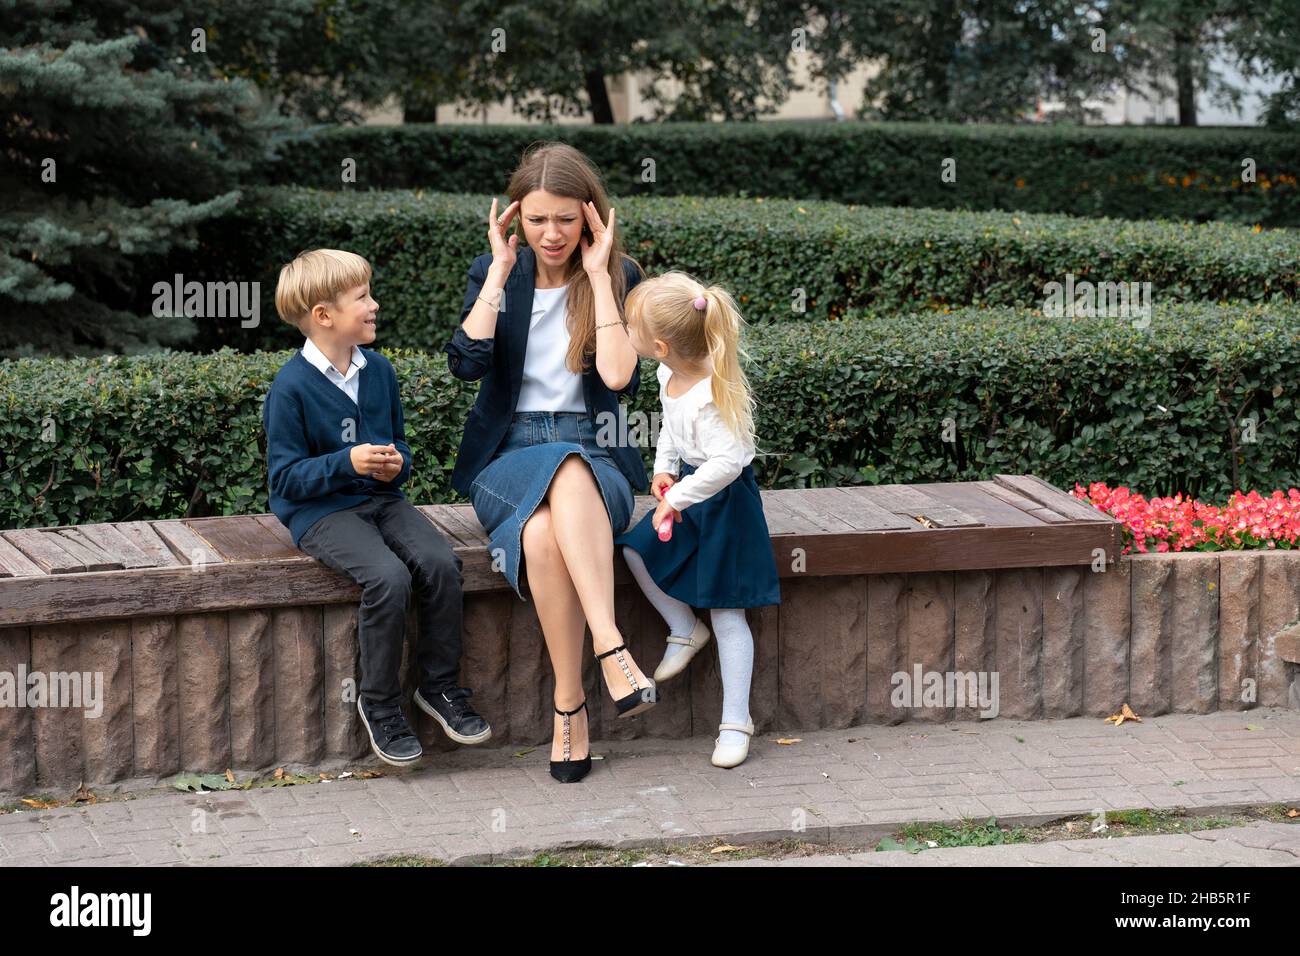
xmin=549 ymin=700 xmax=592 ymax=783
xmin=595 ymin=643 xmax=660 ymax=717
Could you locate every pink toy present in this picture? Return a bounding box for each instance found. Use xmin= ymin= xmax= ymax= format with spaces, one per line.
xmin=657 ymin=515 xmax=674 ymax=541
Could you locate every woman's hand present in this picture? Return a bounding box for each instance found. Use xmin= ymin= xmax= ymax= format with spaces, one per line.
xmin=580 ymin=201 xmax=615 ymax=277
xmin=651 ymin=472 xmax=677 ymax=501
xmin=488 ymin=196 xmax=519 ymax=274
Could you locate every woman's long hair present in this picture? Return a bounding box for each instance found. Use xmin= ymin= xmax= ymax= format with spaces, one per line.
xmin=624 ymin=271 xmax=757 ymax=453
xmin=506 ymin=142 xmax=642 ymax=375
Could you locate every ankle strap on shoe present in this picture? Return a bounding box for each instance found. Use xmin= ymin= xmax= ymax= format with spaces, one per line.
xmin=718 ymin=720 xmax=754 ymax=735
xmin=555 ymin=700 xmax=587 ymax=717
xmin=594 ymin=644 xmax=627 ymax=661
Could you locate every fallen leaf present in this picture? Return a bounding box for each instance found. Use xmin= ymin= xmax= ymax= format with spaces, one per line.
xmin=710 ymin=845 xmax=742 ymax=854
xmin=512 ymin=748 xmax=536 ymax=758
xmin=225 ymin=769 xmax=235 ymax=783
xmin=1287 ymin=809 xmax=1298 ymax=818
xmin=273 ymin=767 xmax=285 ymax=780
xmin=72 ymin=783 xmax=97 ymax=805
xmin=1105 ymin=702 xmax=1142 ymax=726
xmin=353 ymin=769 xmax=384 ymax=779
xmin=20 ymin=798 xmax=57 ymax=809
xmin=1245 ymin=724 xmax=1262 ymax=731
xmin=775 ymin=738 xmax=802 ymax=745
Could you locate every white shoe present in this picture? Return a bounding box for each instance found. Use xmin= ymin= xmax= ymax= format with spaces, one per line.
xmin=711 ymin=717 xmax=755 ymax=769
xmin=653 ymin=618 xmax=711 ymax=682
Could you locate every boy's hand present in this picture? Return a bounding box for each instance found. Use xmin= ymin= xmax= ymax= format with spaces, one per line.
xmin=373 ymin=445 xmax=404 ymax=482
xmin=652 ymin=497 xmax=681 ymax=531
xmin=350 ymin=443 xmax=401 ymax=480
xmin=651 ymin=472 xmax=677 ymax=501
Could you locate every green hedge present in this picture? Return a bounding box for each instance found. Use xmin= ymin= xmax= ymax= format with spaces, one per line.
xmin=3 ymin=301 xmax=1298 ymax=529
xmin=170 ymin=188 xmax=1299 ymax=354
xmin=262 ymin=122 xmax=1300 ymax=226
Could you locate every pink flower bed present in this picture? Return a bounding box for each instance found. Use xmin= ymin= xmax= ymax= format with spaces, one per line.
xmin=1071 ymin=482 xmax=1300 ymax=555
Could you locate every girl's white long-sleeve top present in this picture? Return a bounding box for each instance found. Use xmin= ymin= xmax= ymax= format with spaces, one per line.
xmin=653 ymin=362 xmax=755 ymax=512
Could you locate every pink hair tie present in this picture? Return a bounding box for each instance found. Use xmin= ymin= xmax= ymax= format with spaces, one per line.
xmin=693 ymin=295 xmax=707 ymax=310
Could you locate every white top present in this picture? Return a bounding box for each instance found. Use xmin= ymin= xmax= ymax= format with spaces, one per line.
xmin=515 ymin=286 xmax=586 ymax=413
xmin=301 ymin=338 xmax=367 ymax=404
xmin=653 ymin=363 xmax=755 ymax=511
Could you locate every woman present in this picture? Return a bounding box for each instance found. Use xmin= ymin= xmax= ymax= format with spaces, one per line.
xmin=442 ymin=143 xmax=656 ymax=783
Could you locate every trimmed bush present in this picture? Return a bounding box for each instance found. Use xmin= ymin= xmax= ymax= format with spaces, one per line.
xmin=169 ymin=188 xmax=1299 ymax=354
xmin=262 ymin=121 xmax=1300 ymax=226
xmin=3 ymin=301 xmax=1298 ymax=529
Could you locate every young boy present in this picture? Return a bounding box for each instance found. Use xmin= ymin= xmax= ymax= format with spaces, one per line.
xmin=264 ymin=248 xmax=491 ymax=766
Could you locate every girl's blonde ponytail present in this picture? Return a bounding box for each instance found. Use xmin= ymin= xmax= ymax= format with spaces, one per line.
xmin=699 ymin=286 xmax=757 ymax=454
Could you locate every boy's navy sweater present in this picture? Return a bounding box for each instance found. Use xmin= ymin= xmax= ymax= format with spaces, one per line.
xmin=264 ymin=347 xmax=413 ymax=546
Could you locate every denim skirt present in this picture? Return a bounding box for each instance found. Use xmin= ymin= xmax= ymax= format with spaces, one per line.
xmin=469 ymin=411 xmax=635 ymax=601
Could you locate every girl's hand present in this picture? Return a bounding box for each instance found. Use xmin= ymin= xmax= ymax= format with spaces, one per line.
xmin=488 ymin=197 xmax=520 ymax=273
xmin=579 ymin=201 xmax=615 ymax=276
xmin=652 ymin=497 xmax=681 ymax=531
xmin=651 ymin=472 xmax=677 ymax=501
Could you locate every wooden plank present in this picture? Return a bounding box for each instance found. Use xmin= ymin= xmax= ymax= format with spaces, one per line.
xmin=913 ymin=482 xmax=1044 ymax=528
xmin=421 ymin=504 xmax=490 ymax=547
xmin=994 ymin=474 xmax=1111 ymax=523
xmin=116 ymin=521 xmax=185 ymax=568
xmin=808 ymin=487 xmax=919 ymax=531
xmin=75 ymin=523 xmax=159 ymax=569
xmin=0 ymin=518 xmax=1121 ymax=628
xmin=855 ymin=483 xmax=983 ymax=528
xmin=48 ymin=529 xmax=124 ymax=572
xmin=0 ymin=536 xmax=45 ymax=578
xmin=254 ymin=515 xmax=300 ymax=553
xmin=2 ymin=529 xmax=86 ymax=574
xmin=977 ymin=481 xmax=1071 ymax=523
xmin=151 ymin=520 xmax=224 ymax=566
xmin=181 ymin=514 xmax=301 ymax=562
xmin=755 ymin=491 xmax=809 ymax=536
xmin=416 ymin=505 xmax=476 ymax=548
xmin=765 ymin=489 xmax=858 ymax=532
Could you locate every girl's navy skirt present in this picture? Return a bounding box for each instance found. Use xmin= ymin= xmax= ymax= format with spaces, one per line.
xmin=616 ymin=460 xmax=781 ymax=609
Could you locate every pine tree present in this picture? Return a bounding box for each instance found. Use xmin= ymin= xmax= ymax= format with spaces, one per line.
xmin=0 ymin=2 xmax=280 ymax=355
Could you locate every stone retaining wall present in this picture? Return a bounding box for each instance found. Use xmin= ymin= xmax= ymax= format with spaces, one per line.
xmin=2 ymin=551 xmax=1298 ymax=796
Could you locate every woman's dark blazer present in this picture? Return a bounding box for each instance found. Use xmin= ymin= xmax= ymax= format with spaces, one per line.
xmin=442 ymin=245 xmax=648 ymax=498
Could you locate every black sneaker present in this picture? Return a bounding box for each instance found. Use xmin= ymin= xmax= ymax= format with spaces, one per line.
xmin=414 ymin=686 xmax=493 ymax=745
xmin=356 ymin=697 xmax=422 ymax=766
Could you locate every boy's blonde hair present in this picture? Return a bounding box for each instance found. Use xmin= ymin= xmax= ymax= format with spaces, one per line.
xmin=625 ymin=271 xmax=757 ymax=453
xmin=275 ymin=249 xmax=372 ymax=331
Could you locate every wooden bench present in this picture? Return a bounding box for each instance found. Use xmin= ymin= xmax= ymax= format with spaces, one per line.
xmin=0 ymin=474 xmax=1117 ymax=624
xmin=1 ymin=475 xmax=1295 ymax=795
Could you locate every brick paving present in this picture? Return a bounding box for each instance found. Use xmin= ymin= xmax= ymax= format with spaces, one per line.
xmin=717 ymin=822 xmax=1300 ymax=866
xmin=1 ymin=709 xmax=1297 ymax=866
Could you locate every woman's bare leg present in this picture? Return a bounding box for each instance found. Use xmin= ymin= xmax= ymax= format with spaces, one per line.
xmin=522 ymin=502 xmax=589 ymax=760
xmin=545 ymin=455 xmax=652 ymax=695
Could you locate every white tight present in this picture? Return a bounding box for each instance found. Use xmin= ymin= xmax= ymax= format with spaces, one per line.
xmin=622 ymin=546 xmax=754 ymax=741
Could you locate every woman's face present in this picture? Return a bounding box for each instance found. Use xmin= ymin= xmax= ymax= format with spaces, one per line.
xmin=518 ymin=190 xmax=585 ymax=267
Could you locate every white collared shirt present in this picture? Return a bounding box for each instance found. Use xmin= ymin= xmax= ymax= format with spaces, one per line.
xmin=302 ymin=337 xmax=367 ymax=405
xmin=515 ymin=285 xmax=586 ymax=413
xmin=653 ymin=363 xmax=755 ymax=511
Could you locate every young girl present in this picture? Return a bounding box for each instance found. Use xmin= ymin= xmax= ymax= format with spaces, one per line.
xmin=615 ymin=272 xmax=781 ymax=768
